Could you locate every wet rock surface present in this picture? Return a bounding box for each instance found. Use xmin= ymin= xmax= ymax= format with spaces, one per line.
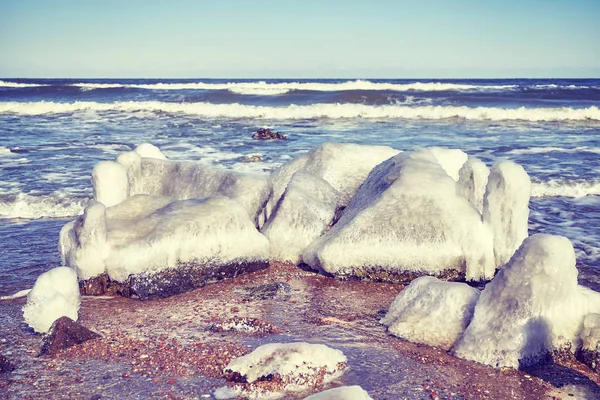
xmin=0 ymin=354 xmax=16 ymax=373
xmin=39 ymin=316 xmax=101 ymax=356
xmin=252 ymin=127 xmax=287 ymax=140
xmin=1 ymin=263 xmax=599 ymax=399
xmin=238 ymin=281 xmax=292 ymax=301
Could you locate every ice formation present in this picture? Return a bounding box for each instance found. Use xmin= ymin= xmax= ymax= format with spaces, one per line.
xmin=261 ymin=172 xmax=339 ymax=263
xmin=380 ymin=276 xmax=480 ymax=350
xmin=576 ymin=314 xmax=600 ymax=371
xmin=267 ymin=142 xmax=400 ymax=217
xmin=215 ymin=342 xmax=347 ymax=399
xmin=482 ymin=161 xmax=531 ymax=267
xmin=303 ymin=149 xmax=497 ymax=281
xmin=303 ymin=386 xmax=374 ymax=400
xmin=61 ymin=195 xmax=270 ymax=296
xmin=22 ymin=267 xmax=80 ymax=333
xmin=453 ymin=234 xmax=600 ymax=368
xmin=457 ymin=158 xmax=490 ymax=213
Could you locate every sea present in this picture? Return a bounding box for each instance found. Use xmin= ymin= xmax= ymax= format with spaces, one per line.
xmin=0 ymin=78 xmax=599 ymax=297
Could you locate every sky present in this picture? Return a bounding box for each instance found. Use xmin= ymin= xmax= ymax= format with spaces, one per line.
xmin=0 ymin=0 xmax=599 ymax=78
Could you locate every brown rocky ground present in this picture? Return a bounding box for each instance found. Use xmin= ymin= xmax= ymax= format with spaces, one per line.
xmin=1 ymin=262 xmax=599 ymax=399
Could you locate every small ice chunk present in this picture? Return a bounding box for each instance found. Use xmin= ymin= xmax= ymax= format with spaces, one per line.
xmin=134 ymin=143 xmax=166 ymax=159
xmin=457 ymin=158 xmax=490 ymax=213
xmin=262 ymin=172 xmax=339 ymax=264
xmin=303 ymin=386 xmax=374 ymax=400
xmin=483 ymin=160 xmax=531 ymax=267
xmin=92 ymin=161 xmax=128 ymax=207
xmin=453 ymin=234 xmax=600 ymax=368
xmin=215 ymin=342 xmax=347 ymax=399
xmin=381 ymin=276 xmax=480 ymax=350
xmin=22 ymin=267 xmax=80 ymax=333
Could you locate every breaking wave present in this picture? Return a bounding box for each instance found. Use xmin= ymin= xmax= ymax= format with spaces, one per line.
xmin=508 ymin=146 xmax=600 ymax=155
xmin=0 ymin=80 xmax=48 ymax=88
xmin=1 ymin=101 xmax=599 ymax=122
xmin=531 ymin=179 xmax=600 ymax=198
xmin=0 ymin=192 xmax=88 ymax=219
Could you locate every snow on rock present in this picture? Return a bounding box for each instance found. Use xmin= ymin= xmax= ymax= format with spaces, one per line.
xmin=303 ymin=149 xmax=496 ymax=282
xmin=215 ymin=342 xmax=347 ymax=400
xmin=457 ymin=158 xmax=490 ymax=213
xmin=61 ymin=196 xmax=270 ymax=299
xmin=303 ymin=386 xmax=374 ymax=400
xmin=22 ymin=267 xmax=80 ymax=333
xmin=483 ymin=160 xmax=531 ymax=267
xmin=453 ymin=234 xmax=600 ymax=368
xmin=380 ymin=276 xmax=480 ymax=350
xmin=267 ymin=143 xmax=400 ymax=219
xmin=261 ymin=172 xmax=339 ymax=264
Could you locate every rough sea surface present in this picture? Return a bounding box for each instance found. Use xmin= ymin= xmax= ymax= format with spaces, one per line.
xmin=0 ymin=78 xmax=599 ymax=296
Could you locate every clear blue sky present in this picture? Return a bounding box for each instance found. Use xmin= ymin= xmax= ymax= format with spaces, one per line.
xmin=0 ymin=0 xmax=598 ymax=78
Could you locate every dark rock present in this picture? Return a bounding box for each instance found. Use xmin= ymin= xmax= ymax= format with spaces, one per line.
xmin=239 ymin=282 xmax=292 ymax=301
xmin=39 ymin=316 xmax=101 ymax=356
xmin=252 ymin=128 xmax=287 ymax=140
xmin=0 ymin=354 xmax=16 ymax=373
xmin=210 ymin=317 xmax=281 ymax=335
xmin=577 ymin=348 xmax=600 ymax=372
xmin=244 ymin=155 xmax=263 ymax=162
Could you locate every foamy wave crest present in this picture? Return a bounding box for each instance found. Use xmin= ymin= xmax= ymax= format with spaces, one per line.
xmin=1 ymin=101 xmax=599 ymax=122
xmin=508 ymin=146 xmax=600 ymax=155
xmin=0 ymin=192 xmax=89 ymax=219
xmin=532 ymin=179 xmax=600 ymax=198
xmin=0 ymin=80 xmax=47 ymax=88
xmin=70 ymin=80 xmax=517 ymax=94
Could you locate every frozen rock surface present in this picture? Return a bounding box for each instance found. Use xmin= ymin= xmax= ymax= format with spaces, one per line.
xmin=22 ymin=267 xmax=80 ymax=333
xmin=262 ymin=172 xmax=339 ymax=264
xmin=381 ymin=276 xmax=480 ymax=350
xmin=457 ymin=157 xmax=490 ymax=213
xmin=215 ymin=342 xmax=347 ymax=399
xmin=303 ymin=149 xmax=496 ymax=282
xmin=62 ymin=196 xmax=270 ymax=299
xmin=303 ymin=386 xmax=374 ymax=400
xmin=576 ymin=314 xmax=600 ymax=372
xmin=453 ymin=234 xmax=600 ymax=368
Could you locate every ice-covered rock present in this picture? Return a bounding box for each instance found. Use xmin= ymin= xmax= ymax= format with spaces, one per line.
xmin=482 ymin=160 xmax=531 ymax=267
xmin=134 ymin=143 xmax=166 ymax=159
xmin=22 ymin=267 xmax=80 ymax=333
xmin=61 ymin=196 xmax=270 ymax=299
xmin=268 ymin=143 xmax=400 ymax=217
xmin=303 ymin=386 xmax=373 ymax=400
xmin=428 ymin=147 xmax=468 ymax=181
xmin=92 ymin=161 xmax=128 ymax=207
xmin=576 ymin=314 xmax=600 ymax=372
xmin=457 ymin=158 xmax=490 ymax=213
xmin=303 ymin=149 xmax=496 ymax=282
xmin=453 ymin=234 xmax=600 ymax=368
xmin=215 ymin=342 xmax=347 ymax=400
xmin=261 ymin=172 xmax=339 ymax=264
xmin=380 ymin=276 xmax=480 ymax=350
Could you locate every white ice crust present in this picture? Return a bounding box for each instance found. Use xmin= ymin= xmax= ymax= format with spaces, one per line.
xmin=580 ymin=314 xmax=600 ymax=351
xmin=381 ymin=276 xmax=480 ymax=350
xmin=303 ymin=149 xmax=496 ymax=281
xmin=62 ymin=195 xmax=270 ymax=282
xmin=215 ymin=342 xmax=347 ymax=399
xmin=457 ymin=158 xmax=490 ymax=213
xmin=482 ymin=161 xmax=531 ymax=267
xmin=261 ymin=172 xmax=339 ymax=264
xmin=453 ymin=234 xmax=600 ymax=368
xmin=22 ymin=267 xmax=80 ymax=333
xmin=134 ymin=143 xmax=166 ymax=159
xmin=303 ymin=386 xmax=374 ymax=400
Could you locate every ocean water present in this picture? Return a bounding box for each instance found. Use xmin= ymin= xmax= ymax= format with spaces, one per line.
xmin=0 ymin=78 xmax=599 ymax=296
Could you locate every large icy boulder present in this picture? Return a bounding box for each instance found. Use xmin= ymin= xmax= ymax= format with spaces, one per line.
xmin=267 ymin=142 xmax=400 ymax=218
xmin=22 ymin=267 xmax=80 ymax=333
xmin=261 ymin=172 xmax=339 ymax=264
xmin=380 ymin=276 xmax=480 ymax=350
xmin=94 ymin=144 xmax=271 ymax=225
xmin=303 ymin=149 xmax=497 ymax=282
xmin=453 ymin=234 xmax=600 ymax=368
xmin=61 ymin=196 xmax=270 ymax=299
xmin=215 ymin=342 xmax=347 ymax=399
xmin=303 ymin=386 xmax=373 ymax=400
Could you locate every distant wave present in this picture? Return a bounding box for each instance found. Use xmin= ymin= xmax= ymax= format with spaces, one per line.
xmin=532 ymin=179 xmax=600 ymax=198
xmin=0 ymin=192 xmax=88 ymax=219
xmin=1 ymin=100 xmax=599 ymax=122
xmin=0 ymin=80 xmax=47 ymax=88
xmin=508 ymin=146 xmax=600 ymax=155
xmin=70 ymin=80 xmax=518 ymax=94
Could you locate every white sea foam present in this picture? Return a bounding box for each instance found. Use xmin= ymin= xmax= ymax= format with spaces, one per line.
xmin=508 ymin=146 xmax=600 ymax=155
xmin=1 ymin=101 xmax=599 ymax=122
xmin=70 ymin=80 xmax=518 ymax=94
xmin=532 ymin=179 xmax=600 ymax=198
xmin=0 ymin=192 xmax=88 ymax=219
xmin=0 ymin=80 xmax=47 ymax=88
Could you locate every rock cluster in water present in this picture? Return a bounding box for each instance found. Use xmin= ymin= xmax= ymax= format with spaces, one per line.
xmin=252 ymin=127 xmax=287 ymax=140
